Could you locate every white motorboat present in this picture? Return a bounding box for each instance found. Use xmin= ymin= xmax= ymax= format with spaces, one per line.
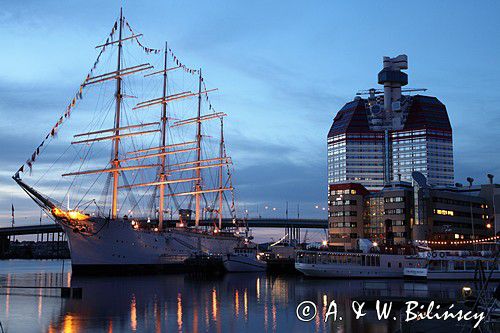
xmin=223 ymin=245 xmax=267 ymax=272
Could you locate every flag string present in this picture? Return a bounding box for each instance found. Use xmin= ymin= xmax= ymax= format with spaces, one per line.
xmin=14 ymin=20 xmax=119 ymax=178
xmin=124 ymin=19 xmax=161 ymax=55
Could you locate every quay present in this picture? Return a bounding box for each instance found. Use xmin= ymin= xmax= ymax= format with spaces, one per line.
xmin=0 ymin=285 xmax=82 ymax=299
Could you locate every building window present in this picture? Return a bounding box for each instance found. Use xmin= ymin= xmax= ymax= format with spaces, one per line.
xmin=384 ymin=197 xmax=404 ymax=203
xmin=434 ymin=209 xmax=454 ymax=216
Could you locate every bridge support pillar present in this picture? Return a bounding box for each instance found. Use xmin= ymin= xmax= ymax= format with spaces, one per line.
xmin=285 ymin=227 xmax=301 ymax=245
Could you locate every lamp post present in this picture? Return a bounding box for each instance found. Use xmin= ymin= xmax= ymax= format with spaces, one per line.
xmin=467 ymin=177 xmax=475 ymax=249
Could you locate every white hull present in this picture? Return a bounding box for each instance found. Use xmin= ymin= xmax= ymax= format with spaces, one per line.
xmin=427 ymin=270 xmax=500 ymax=280
xmin=59 ymin=218 xmax=241 ymax=269
xmin=223 ymin=254 xmax=267 ymax=272
xmin=295 ymin=262 xmax=406 ymax=278
xmin=295 ymin=251 xmax=426 ymax=278
xmin=404 ymin=267 xmax=500 ymax=280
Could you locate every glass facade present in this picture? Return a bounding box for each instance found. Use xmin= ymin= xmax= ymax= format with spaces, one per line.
xmin=391 ymin=129 xmax=454 ymax=186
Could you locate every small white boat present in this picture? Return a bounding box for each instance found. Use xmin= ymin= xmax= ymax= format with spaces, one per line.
xmin=223 ymin=246 xmax=267 ymax=272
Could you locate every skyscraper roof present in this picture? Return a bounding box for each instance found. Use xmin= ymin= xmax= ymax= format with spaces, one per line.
xmin=403 ymin=95 xmax=452 ymax=131
xmin=327 ymin=99 xmax=370 ymax=137
xmin=328 ymin=94 xmax=452 ymax=138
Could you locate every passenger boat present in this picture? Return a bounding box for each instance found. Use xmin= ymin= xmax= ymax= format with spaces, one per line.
xmin=404 ymin=251 xmax=500 ymax=280
xmin=295 ymin=250 xmax=426 ymax=278
xmin=223 ymin=244 xmax=267 ymax=272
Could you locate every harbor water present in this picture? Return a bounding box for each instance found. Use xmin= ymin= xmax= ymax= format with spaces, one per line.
xmin=0 ymin=260 xmax=484 ymax=332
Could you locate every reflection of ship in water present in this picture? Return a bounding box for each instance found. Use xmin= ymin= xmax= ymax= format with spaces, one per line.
xmin=42 ymin=273 xmax=466 ymax=332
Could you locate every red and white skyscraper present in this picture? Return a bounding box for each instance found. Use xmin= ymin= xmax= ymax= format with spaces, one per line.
xmin=327 ymin=55 xmax=454 ymax=191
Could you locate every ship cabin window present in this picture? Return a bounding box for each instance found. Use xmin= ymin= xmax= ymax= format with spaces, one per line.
xmin=398 ymin=262 xmax=402 ymax=268
xmin=453 ymin=261 xmax=465 ymax=271
xmin=465 ymin=261 xmax=476 ymax=271
xmin=375 ymin=256 xmax=380 ymax=267
xmin=429 ymin=260 xmax=443 ymax=271
xmin=388 ymin=262 xmax=392 ymax=268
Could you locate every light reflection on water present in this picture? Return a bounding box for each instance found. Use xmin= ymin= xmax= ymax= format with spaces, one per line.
xmin=0 ymin=260 xmax=468 ymax=333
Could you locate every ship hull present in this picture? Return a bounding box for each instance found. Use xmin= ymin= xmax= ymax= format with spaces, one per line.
xmin=295 ymin=262 xmax=407 ymax=278
xmin=222 ymin=254 xmax=267 ymax=272
xmin=58 ymin=217 xmax=240 ymax=274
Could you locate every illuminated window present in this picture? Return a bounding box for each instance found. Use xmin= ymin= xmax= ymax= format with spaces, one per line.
xmin=434 ymin=209 xmax=454 ymax=216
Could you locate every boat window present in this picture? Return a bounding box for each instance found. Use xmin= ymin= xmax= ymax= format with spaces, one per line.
xmin=465 ymin=261 xmax=476 ymax=270
xmin=429 ymin=260 xmax=442 ymax=271
xmin=388 ymin=262 xmax=391 ymax=268
xmin=398 ymin=262 xmax=402 ymax=268
xmin=454 ymin=261 xmax=464 ymax=271
xmin=375 ymin=256 xmax=380 ymax=266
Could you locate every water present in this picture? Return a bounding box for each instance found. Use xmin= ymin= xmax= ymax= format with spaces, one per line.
xmin=0 ymin=260 xmax=475 ymax=332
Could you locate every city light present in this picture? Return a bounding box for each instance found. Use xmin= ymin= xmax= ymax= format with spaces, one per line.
xmin=321 ymin=240 xmax=328 ymax=246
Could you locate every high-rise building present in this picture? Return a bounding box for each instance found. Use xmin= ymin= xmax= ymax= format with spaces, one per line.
xmin=327 ymin=55 xmax=454 ymax=191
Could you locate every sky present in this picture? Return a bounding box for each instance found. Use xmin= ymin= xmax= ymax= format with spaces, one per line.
xmin=1 ymin=0 xmax=500 ymax=230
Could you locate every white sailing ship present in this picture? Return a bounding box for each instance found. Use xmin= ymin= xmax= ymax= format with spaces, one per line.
xmin=13 ymin=8 xmax=244 ymax=273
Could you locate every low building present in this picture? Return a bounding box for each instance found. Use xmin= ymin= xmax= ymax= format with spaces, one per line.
xmin=328 ymin=173 xmax=497 ymax=248
xmin=328 ymin=183 xmax=368 ymax=250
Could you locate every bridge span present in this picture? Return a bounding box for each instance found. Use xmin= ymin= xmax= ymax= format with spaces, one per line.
xmin=0 ymin=218 xmax=327 ymax=237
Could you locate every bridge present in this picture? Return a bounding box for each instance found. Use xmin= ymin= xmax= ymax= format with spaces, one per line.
xmin=0 ymin=218 xmax=327 ymax=237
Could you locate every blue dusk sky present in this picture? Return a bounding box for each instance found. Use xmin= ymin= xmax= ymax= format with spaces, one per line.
xmin=0 ymin=0 xmax=499 ymax=228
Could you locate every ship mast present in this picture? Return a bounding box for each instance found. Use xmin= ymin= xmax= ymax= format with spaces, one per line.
xmin=195 ymin=69 xmax=202 ymax=227
xmin=218 ymin=118 xmax=224 ymax=230
xmin=158 ymin=42 xmax=168 ymax=230
xmin=111 ymin=8 xmax=124 ymax=219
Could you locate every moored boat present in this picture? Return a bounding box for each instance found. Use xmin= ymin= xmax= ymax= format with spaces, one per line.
xmin=404 ymin=251 xmax=500 ymax=280
xmin=12 ymin=8 xmax=245 ymax=273
xmin=295 ymin=250 xmax=426 ymax=278
xmin=223 ymin=244 xmax=267 ymax=272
